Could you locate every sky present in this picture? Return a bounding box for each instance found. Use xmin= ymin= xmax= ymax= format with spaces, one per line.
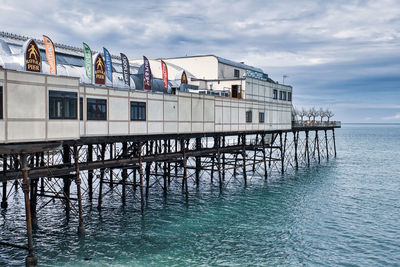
xmin=0 ymin=0 xmax=399 ymax=123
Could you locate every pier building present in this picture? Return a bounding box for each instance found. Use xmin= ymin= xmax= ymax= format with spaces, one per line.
xmin=0 ymin=32 xmax=340 ymax=266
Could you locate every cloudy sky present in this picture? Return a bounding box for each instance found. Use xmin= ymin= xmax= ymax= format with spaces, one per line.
xmin=1 ymin=0 xmax=399 ymax=123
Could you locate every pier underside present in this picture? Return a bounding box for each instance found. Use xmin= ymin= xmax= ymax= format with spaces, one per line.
xmin=0 ymin=126 xmax=338 ymax=266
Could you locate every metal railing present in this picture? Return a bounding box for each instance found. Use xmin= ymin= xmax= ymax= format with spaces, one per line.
xmin=292 ymin=120 xmax=341 ymax=127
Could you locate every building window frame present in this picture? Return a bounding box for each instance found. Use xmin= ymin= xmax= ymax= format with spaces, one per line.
xmin=273 ymin=89 xmax=278 ymax=100
xmin=282 ymin=91 xmax=287 ymax=100
xmin=130 ymin=101 xmax=146 ymax=121
xmin=259 ymin=112 xmax=265 ymax=123
xmin=49 ymin=90 xmax=77 ymax=120
xmin=234 ymin=69 xmax=240 ymax=78
xmin=79 ymin=97 xmax=83 ymax=120
xmin=0 ymin=86 xmax=3 ymax=119
xmin=246 ymin=110 xmax=252 ymax=123
xmin=288 ymin=92 xmax=292 ymax=101
xmin=279 ymin=91 xmax=283 ymax=100
xmin=87 ymin=98 xmax=107 ymax=120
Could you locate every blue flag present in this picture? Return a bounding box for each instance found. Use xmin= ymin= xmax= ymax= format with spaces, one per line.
xmin=103 ymin=47 xmax=113 ymax=83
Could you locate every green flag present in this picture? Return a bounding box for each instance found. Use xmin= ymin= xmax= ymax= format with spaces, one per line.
xmin=83 ymin=42 xmax=93 ymax=81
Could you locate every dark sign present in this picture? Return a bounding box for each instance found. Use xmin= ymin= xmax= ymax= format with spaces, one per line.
xmin=25 ymin=39 xmax=41 ymax=72
xmin=94 ymin=54 xmax=106 ymax=85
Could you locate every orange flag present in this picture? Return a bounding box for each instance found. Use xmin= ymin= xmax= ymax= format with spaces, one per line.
xmin=43 ymin=35 xmax=57 ymax=75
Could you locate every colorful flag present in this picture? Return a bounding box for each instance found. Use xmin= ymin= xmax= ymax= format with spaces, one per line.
xmin=94 ymin=53 xmax=106 ymax=85
xmin=143 ymin=56 xmax=152 ymax=90
xmin=83 ymin=42 xmax=92 ymax=81
xmin=181 ymin=70 xmax=188 ymax=84
xmin=103 ymin=47 xmax=112 ymax=83
xmin=23 ymin=39 xmax=41 ymax=73
xmin=120 ymin=53 xmax=130 ymax=87
xmin=161 ymin=60 xmax=168 ymax=89
xmin=43 ymin=35 xmax=56 ymax=75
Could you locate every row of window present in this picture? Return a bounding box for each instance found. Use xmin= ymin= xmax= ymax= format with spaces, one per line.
xmin=0 ymin=86 xmax=3 ymax=119
xmin=49 ymin=90 xmax=146 ymax=121
xmin=246 ymin=111 xmax=264 ymax=123
xmin=273 ymin=89 xmax=292 ymax=101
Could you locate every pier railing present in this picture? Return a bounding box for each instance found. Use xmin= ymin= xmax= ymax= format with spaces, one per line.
xmin=292 ymin=120 xmax=341 ymax=128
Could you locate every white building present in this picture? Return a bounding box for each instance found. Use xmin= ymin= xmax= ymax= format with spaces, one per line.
xmin=0 ymin=33 xmax=293 ymax=144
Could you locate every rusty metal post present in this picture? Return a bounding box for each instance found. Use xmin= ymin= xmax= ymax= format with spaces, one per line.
xmin=195 ymin=137 xmax=201 ymax=186
xmin=74 ymin=146 xmax=85 ymax=236
xmin=222 ymin=136 xmax=226 ymax=181
xmin=242 ymin=134 xmax=247 ymax=185
xmin=87 ymin=144 xmax=93 ymax=201
xmin=1 ymin=157 xmax=8 ymax=209
xmin=217 ymin=150 xmax=222 ymax=192
xmin=210 ymin=155 xmax=215 ymax=183
xmin=294 ymin=131 xmax=299 ymax=170
xmin=252 ymin=134 xmax=258 ymax=172
xmin=21 ymin=154 xmax=38 ymax=267
xmin=97 ymin=143 xmax=106 ymax=210
xmin=306 ymin=130 xmax=310 ymax=166
xmin=281 ymin=132 xmax=287 ymax=174
xmin=268 ymin=134 xmax=274 ymax=168
xmin=63 ymin=145 xmax=71 ymax=215
xmin=145 ymin=162 xmax=151 ymax=200
xmin=324 ymin=129 xmax=329 ymax=160
xmin=262 ymin=134 xmax=268 ymax=179
xmin=332 ymin=129 xmax=337 ymax=158
xmin=122 ymin=142 xmax=128 ymax=204
xmin=109 ymin=143 xmax=113 ymax=188
xmin=183 ymin=152 xmax=188 ymax=201
xmin=138 ymin=149 xmax=145 ymax=216
xmin=316 ymin=130 xmax=321 ymax=164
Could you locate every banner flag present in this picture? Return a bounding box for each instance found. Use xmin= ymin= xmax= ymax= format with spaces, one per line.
xmin=181 ymin=70 xmax=188 ymax=84
xmin=94 ymin=53 xmax=106 ymax=85
xmin=43 ymin=35 xmax=56 ymax=75
xmin=161 ymin=60 xmax=168 ymax=89
xmin=23 ymin=39 xmax=41 ymax=73
xmin=120 ymin=53 xmax=130 ymax=87
xmin=103 ymin=47 xmax=113 ymax=83
xmin=143 ymin=56 xmax=152 ymax=90
xmin=83 ymin=42 xmax=93 ymax=81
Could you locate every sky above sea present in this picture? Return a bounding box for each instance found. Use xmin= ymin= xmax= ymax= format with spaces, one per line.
xmin=0 ymin=0 xmax=399 ymax=123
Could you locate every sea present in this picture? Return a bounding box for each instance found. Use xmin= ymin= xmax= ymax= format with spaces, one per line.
xmin=1 ymin=123 xmax=399 ymax=266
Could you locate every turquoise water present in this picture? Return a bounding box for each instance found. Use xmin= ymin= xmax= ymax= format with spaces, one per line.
xmin=1 ymin=124 xmax=400 ymax=266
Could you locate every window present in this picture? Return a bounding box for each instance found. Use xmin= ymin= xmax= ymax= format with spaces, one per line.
xmin=273 ymin=89 xmax=278 ymax=99
xmin=0 ymin=86 xmax=3 ymax=119
xmin=87 ymin=98 xmax=107 ymax=120
xmin=246 ymin=110 xmax=252 ymax=123
xmin=49 ymin=90 xmax=77 ymax=119
xmin=79 ymin=97 xmax=83 ymax=120
xmin=130 ymin=101 xmax=146 ymax=121
xmin=288 ymin=92 xmax=292 ymax=101
xmin=279 ymin=91 xmax=283 ymax=100
xmin=282 ymin=91 xmax=287 ymax=100
xmin=259 ymin=112 xmax=265 ymax=123
xmin=234 ymin=69 xmax=240 ymax=78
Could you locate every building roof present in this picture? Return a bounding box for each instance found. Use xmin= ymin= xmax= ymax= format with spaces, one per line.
xmin=161 ymin=54 xmax=264 ymax=73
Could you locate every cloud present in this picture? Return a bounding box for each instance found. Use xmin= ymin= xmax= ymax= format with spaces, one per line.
xmin=382 ymin=113 xmax=400 ymax=121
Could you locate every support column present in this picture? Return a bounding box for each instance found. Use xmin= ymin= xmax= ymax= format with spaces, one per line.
xmin=74 ymin=146 xmax=85 ymax=235
xmin=316 ymin=130 xmax=321 ymax=164
xmin=195 ymin=137 xmax=201 ymax=186
xmin=242 ymin=134 xmax=247 ymax=185
xmin=139 ymin=149 xmax=145 ymax=216
xmin=262 ymin=134 xmax=268 ymax=179
xmin=183 ymin=152 xmax=188 ymax=201
xmin=1 ymin=157 xmax=8 ymax=209
xmin=21 ymin=154 xmax=38 ymax=267
xmin=333 ymin=129 xmax=337 ymax=158
xmin=145 ymin=162 xmax=151 ymax=200
xmin=306 ymin=131 xmax=310 ymax=167
xmin=324 ymin=129 xmax=329 ymax=160
xmin=294 ymin=131 xmax=299 ymax=170
xmin=63 ymin=145 xmax=71 ymax=216
xmin=121 ymin=142 xmax=128 ymax=204
xmin=87 ymin=144 xmax=93 ymax=201
xmin=252 ymin=134 xmax=258 ymax=172
xmin=97 ymin=144 xmax=106 ymax=210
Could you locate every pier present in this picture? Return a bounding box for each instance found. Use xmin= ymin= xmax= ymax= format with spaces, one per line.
xmin=0 ymin=33 xmax=341 ymax=265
